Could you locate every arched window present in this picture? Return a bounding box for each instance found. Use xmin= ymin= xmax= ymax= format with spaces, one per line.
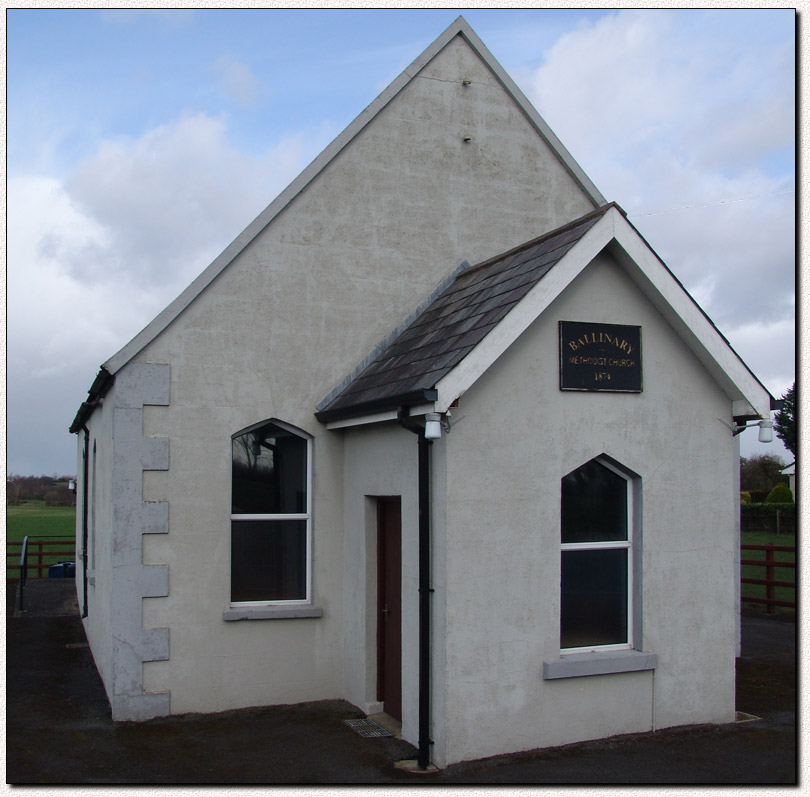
xmin=560 ymin=456 xmax=636 ymax=651
xmin=231 ymin=420 xmax=311 ymax=604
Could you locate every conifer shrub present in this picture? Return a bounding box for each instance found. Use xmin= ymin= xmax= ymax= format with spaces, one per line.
xmin=765 ymin=482 xmax=793 ymax=503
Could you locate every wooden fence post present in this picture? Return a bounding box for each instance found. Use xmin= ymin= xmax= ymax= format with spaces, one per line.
xmin=765 ymin=543 xmax=775 ymax=615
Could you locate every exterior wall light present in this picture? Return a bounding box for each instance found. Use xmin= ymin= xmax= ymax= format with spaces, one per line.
xmin=424 ymin=413 xmax=442 ymax=439
xmin=724 ymin=416 xmax=775 ymax=442
xmin=757 ymin=419 xmax=774 ymax=443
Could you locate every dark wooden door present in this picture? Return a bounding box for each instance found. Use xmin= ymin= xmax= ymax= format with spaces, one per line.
xmin=377 ymin=497 xmax=402 ymax=721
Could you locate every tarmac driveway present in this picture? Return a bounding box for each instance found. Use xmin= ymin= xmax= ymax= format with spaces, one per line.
xmin=5 ymin=582 xmax=796 ymax=785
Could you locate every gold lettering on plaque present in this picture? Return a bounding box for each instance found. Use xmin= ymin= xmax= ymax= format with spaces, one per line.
xmin=567 ymin=330 xmax=634 ymax=355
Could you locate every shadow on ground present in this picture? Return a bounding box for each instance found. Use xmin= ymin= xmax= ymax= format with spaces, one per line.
xmin=6 ymin=582 xmax=796 ymax=784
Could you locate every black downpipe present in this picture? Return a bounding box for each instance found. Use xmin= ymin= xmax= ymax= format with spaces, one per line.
xmin=397 ymin=408 xmax=433 ymax=770
xmin=80 ymin=426 xmax=90 ymax=619
xmin=416 ymin=430 xmax=432 ymax=770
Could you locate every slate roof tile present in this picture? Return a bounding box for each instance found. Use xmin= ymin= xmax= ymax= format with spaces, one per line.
xmin=316 ymin=205 xmax=612 ymax=421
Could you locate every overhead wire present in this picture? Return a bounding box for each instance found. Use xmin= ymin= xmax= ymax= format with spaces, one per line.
xmin=628 ymin=186 xmax=794 ymax=219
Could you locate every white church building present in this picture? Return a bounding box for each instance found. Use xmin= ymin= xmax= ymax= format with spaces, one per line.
xmin=70 ymin=17 xmax=775 ymax=768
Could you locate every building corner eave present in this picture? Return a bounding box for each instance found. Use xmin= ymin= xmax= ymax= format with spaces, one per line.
xmin=69 ymin=367 xmax=115 ymax=434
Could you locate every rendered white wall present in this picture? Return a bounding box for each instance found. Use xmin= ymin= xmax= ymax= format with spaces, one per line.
xmin=127 ymin=32 xmax=595 ymax=717
xmin=439 ymin=251 xmax=737 ymax=765
xmin=78 ymin=365 xmax=171 ymax=720
xmin=339 ymin=423 xmax=450 ymax=767
xmin=77 ymin=396 xmax=115 ymax=703
xmin=341 ymin=425 xmax=432 ymax=752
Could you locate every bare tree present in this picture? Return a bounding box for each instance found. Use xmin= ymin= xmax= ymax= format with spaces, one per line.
xmin=740 ymin=454 xmax=788 ymax=493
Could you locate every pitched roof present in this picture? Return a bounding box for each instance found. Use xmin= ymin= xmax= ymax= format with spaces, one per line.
xmin=316 ymin=203 xmax=775 ymax=426
xmin=99 ymin=16 xmax=605 ymax=379
xmin=315 ymin=205 xmax=612 ymax=422
xmin=72 ymin=15 xmax=606 ymax=434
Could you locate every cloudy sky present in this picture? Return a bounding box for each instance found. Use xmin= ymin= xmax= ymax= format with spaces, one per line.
xmin=7 ymin=8 xmax=796 ymax=476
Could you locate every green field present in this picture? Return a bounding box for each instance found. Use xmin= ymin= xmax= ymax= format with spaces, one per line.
xmin=7 ymin=502 xmax=76 ymax=542
xmin=6 ymin=502 xmax=76 ymax=578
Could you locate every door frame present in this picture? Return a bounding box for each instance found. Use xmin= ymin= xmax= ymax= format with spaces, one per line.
xmin=376 ymin=496 xmax=402 ymax=721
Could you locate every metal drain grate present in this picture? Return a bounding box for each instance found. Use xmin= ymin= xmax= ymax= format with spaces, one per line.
xmin=344 ymin=718 xmax=393 ymax=738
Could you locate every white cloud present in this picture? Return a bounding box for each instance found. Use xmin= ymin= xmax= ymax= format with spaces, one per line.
xmin=7 ymin=175 xmax=141 ymax=376
xmin=526 ymin=11 xmax=794 ymax=181
xmin=214 ymin=55 xmax=261 ymax=108
xmin=525 ymin=11 xmax=683 ymax=161
xmin=62 ymin=112 xmax=314 ymax=290
xmin=723 ymin=315 xmax=795 ymax=399
xmin=634 ymin=185 xmax=795 ymax=328
xmin=522 ymin=8 xmax=794 ymax=344
xmin=11 ymin=113 xmax=321 ymax=371
xmin=8 ymin=112 xmax=325 ymax=474
xmin=7 ymin=175 xmax=172 ymax=476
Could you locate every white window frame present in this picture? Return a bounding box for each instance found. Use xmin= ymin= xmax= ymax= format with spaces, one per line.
xmin=229 ymin=419 xmax=313 ymax=608
xmin=560 ymin=456 xmax=634 ymax=655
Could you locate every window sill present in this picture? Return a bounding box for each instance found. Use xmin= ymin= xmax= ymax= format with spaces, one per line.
xmin=543 ymin=649 xmax=657 ymax=680
xmin=223 ymin=605 xmax=324 ymax=622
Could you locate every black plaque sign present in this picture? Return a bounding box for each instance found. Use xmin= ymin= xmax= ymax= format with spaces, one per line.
xmin=560 ymin=321 xmax=642 ymax=392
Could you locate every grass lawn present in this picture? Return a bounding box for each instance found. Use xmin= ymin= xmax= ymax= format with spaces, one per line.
xmin=741 ymin=530 xmax=796 ymax=612
xmin=7 ymin=502 xmax=76 ymax=541
xmin=6 ymin=502 xmax=76 ymax=578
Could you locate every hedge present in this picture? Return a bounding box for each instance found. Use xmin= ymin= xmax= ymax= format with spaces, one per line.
xmin=741 ymin=503 xmax=796 ymax=534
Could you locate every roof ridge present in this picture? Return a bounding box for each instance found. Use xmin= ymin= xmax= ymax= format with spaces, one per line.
xmin=460 ymin=202 xmax=624 ymax=278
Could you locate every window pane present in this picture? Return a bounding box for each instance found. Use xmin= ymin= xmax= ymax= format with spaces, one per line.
xmin=231 ymin=520 xmax=307 ymax=602
xmin=561 ymin=459 xmax=627 ymax=543
xmin=232 ymin=423 xmax=307 ymax=514
xmin=561 ymin=548 xmax=628 ymax=648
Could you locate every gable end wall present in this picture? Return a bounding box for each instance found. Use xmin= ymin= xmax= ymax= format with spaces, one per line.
xmin=127 ymin=32 xmax=597 ymax=718
xmin=439 ymin=251 xmax=737 ymax=765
